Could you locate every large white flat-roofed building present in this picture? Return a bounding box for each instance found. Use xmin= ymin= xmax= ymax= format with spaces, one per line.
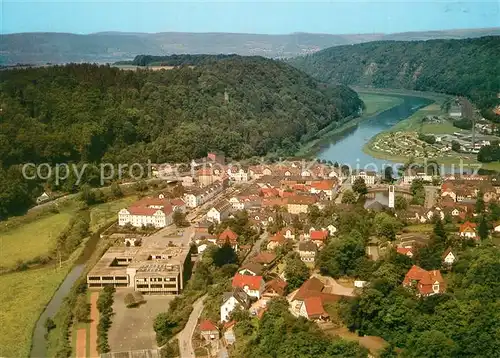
xmin=87 ymin=245 xmax=190 ymax=295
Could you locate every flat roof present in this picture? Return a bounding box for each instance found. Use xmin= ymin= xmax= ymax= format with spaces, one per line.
xmin=88 ymin=245 xmax=189 ymax=277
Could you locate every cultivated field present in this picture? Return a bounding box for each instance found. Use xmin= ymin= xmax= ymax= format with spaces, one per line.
xmin=0 ymin=265 xmax=70 ymax=358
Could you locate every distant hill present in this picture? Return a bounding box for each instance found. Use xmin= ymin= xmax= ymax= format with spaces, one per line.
xmin=288 ymin=36 xmax=500 ymax=121
xmin=1 ymin=28 xmax=499 ymax=64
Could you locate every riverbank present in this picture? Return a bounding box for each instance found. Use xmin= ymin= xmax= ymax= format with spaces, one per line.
xmin=296 ymin=92 xmax=404 ymax=157
xmin=362 ymin=90 xmax=500 ymax=171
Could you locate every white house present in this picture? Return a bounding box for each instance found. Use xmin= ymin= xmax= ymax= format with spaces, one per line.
xmin=227 ymin=167 xmax=249 ymax=182
xmin=183 ymin=180 xmax=224 ymax=208
xmin=118 ymin=196 xmax=175 ymax=228
xmin=220 ymin=288 xmax=251 ymax=323
xmin=206 ymin=200 xmax=232 ymax=223
xmin=231 ymin=274 xmax=265 ymax=299
xmin=442 ymin=248 xmax=456 ymax=265
xmin=36 ymin=192 xmax=50 ymax=204
xmin=350 ymin=171 xmax=376 ymax=185
xmin=403 ymin=171 xmax=433 ymax=185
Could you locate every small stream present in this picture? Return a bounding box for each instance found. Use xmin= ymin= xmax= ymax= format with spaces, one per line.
xmin=30 ymin=223 xmax=112 ymax=358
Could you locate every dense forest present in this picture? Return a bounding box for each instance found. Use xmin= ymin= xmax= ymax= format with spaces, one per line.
xmin=0 ymin=57 xmax=362 ymax=218
xmin=288 ymin=36 xmax=500 ymax=121
xmin=124 ymin=54 xmax=239 ymax=66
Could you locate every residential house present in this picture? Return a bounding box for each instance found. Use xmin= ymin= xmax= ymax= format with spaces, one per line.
xmin=493 ymin=222 xmax=500 ymax=232
xmin=350 ymin=171 xmax=377 ymax=185
xmin=36 ymin=192 xmax=50 ymax=204
xmin=263 ymin=278 xmax=288 ymax=298
xmin=267 ymin=232 xmax=286 ymax=250
xmin=118 ymin=196 xmax=174 ymax=228
xmin=281 ymin=227 xmax=295 ymax=240
xmin=251 ymin=252 xmax=277 ymax=266
xmin=396 ymin=247 xmax=415 ymax=258
xmin=459 ymin=221 xmax=477 ymax=240
xmin=197 ymin=168 xmax=216 ymax=187
xmin=227 ymin=166 xmax=249 ymax=182
xmin=183 ymin=180 xmax=224 ymax=208
xmin=298 ymin=241 xmax=318 ymax=263
xmin=207 ymin=200 xmax=232 ymax=223
xmin=309 ymin=180 xmax=336 ymax=200
xmin=310 ymin=230 xmax=329 ymax=247
xmin=207 ymin=152 xmax=225 ymax=165
xmin=442 ymin=248 xmax=457 ymax=266
xmin=217 ymin=228 xmax=239 ymax=251
xmin=289 ymin=277 xmax=343 ymax=321
xmin=220 ymin=288 xmax=251 ymax=322
xmin=238 ymin=262 xmax=263 ymax=276
xmin=403 ymin=265 xmax=446 ymax=296
xmin=402 ymin=169 xmax=433 ymax=185
xmin=231 ymin=274 xmax=265 ymax=299
xmin=287 ymin=195 xmax=318 ymax=214
xmin=223 ymin=321 xmax=236 ymax=345
xmin=198 ymin=320 xmax=219 ymax=341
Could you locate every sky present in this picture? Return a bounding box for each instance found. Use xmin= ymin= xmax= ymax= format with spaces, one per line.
xmin=2 ymin=0 xmax=499 ymax=35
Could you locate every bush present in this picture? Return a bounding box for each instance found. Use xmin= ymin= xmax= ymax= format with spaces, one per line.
xmin=74 ymin=294 xmax=90 ymax=322
xmin=97 ymin=286 xmax=115 ymax=353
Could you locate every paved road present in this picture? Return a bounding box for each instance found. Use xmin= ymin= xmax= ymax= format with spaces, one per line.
xmin=178 ymin=295 xmax=206 ymax=358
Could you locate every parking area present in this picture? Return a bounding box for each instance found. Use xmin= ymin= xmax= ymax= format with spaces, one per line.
xmin=108 ymin=289 xmax=174 ymax=352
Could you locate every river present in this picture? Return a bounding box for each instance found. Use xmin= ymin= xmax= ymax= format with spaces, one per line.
xmin=30 ymin=223 xmax=112 ymax=358
xmin=317 ymin=95 xmax=432 ymax=169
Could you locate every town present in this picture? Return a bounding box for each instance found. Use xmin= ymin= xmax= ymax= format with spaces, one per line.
xmin=80 ymin=151 xmax=500 ymax=357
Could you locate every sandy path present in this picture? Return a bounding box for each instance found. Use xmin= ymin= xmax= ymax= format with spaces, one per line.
xmin=90 ymin=292 xmax=99 ymax=357
xmin=75 ymin=328 xmax=87 ymax=358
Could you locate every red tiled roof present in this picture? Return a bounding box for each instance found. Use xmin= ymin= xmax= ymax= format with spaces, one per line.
xmin=403 ymin=265 xmax=446 ymax=295
xmin=460 ymin=221 xmax=477 ymax=232
xmin=311 ymin=180 xmax=335 ymax=191
xmin=396 ymin=247 xmax=413 ymax=256
xmin=260 ymin=188 xmax=280 ymax=197
xmin=310 ymin=230 xmax=328 ymax=241
xmin=232 ymin=274 xmax=264 ymax=291
xmin=304 ymin=296 xmax=328 ymax=318
xmin=269 ymin=232 xmax=286 ymax=243
xmin=288 ymin=195 xmax=318 ymax=205
xmin=264 ymin=278 xmax=288 ymax=296
xmin=218 ymin=228 xmax=238 ymax=244
xmin=251 ymin=252 xmax=277 ymax=264
xmin=294 ymin=278 xmax=342 ymax=303
xmin=199 ymin=320 xmax=218 ymax=332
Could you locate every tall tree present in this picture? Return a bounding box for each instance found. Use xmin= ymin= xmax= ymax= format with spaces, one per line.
xmin=352 ymin=177 xmax=368 ymax=196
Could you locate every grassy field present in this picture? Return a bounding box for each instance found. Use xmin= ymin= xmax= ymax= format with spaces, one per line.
xmin=89 ymin=196 xmax=137 ymax=231
xmin=0 ymin=265 xmax=71 ymax=358
xmin=0 ymin=208 xmax=75 ymax=269
xmin=359 ymin=93 xmax=404 ymax=117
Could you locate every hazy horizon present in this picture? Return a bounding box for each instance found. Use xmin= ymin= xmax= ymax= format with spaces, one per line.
xmin=2 ymin=1 xmax=499 ymax=35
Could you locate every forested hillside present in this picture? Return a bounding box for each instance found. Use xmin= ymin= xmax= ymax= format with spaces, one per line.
xmin=0 ymin=56 xmax=362 ymax=218
xmin=289 ymin=36 xmax=500 ymax=120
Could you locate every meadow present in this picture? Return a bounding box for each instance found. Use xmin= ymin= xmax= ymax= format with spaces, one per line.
xmin=359 ymin=93 xmax=404 ymax=117
xmin=0 ymin=195 xmax=137 ymax=357
xmin=0 ymin=265 xmax=71 ymax=358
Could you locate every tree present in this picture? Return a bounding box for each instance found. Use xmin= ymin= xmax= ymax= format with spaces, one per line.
xmin=475 ymin=192 xmax=485 ymax=214
xmin=384 ymin=166 xmax=394 ymax=183
xmin=451 ymin=140 xmax=461 ymax=152
xmin=317 ymin=230 xmax=365 ymax=277
xmin=211 ymin=243 xmax=237 ymax=267
xmin=410 ymin=179 xmax=425 ymax=206
xmin=173 ymin=210 xmax=188 ymax=227
xmin=433 ymin=218 xmax=446 ymax=240
xmin=478 ymin=215 xmax=489 ymax=240
xmin=79 ymin=184 xmax=96 ymax=205
xmin=44 ymin=317 xmax=56 ymax=332
xmin=394 ymin=196 xmax=408 ymax=211
xmin=74 ymin=294 xmax=90 ymax=322
xmin=341 ymin=189 xmax=357 ymax=204
xmin=110 ymin=182 xmax=123 ymax=198
xmin=352 ymin=177 xmax=368 ymax=195
xmin=406 ymin=330 xmax=457 ymax=358
xmin=374 ymin=212 xmax=401 ymax=240
xmin=284 ymin=252 xmax=309 ymax=291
